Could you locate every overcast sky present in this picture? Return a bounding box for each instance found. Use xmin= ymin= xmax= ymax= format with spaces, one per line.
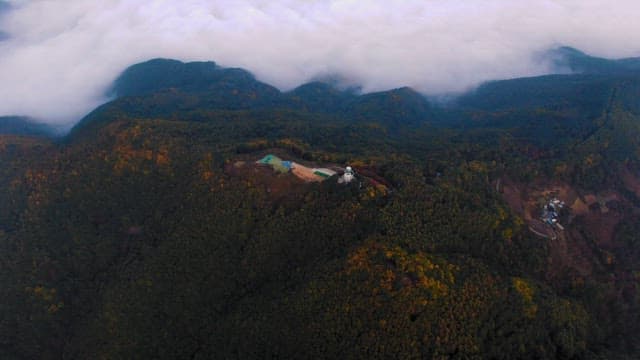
xmin=1 ymin=0 xmax=640 ymax=125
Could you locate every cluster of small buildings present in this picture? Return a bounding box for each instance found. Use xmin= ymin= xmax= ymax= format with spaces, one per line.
xmin=542 ymin=198 xmax=565 ymax=230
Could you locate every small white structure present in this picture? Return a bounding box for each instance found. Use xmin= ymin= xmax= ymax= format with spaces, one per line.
xmin=339 ymin=166 xmax=355 ymax=184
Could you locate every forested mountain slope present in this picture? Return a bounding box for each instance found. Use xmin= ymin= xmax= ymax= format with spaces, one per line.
xmin=1 ymin=48 xmax=639 ymax=359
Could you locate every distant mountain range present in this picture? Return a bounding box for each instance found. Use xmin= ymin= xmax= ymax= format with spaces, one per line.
xmin=65 ymin=47 xmax=638 ymax=150
xmin=104 ymin=58 xmax=433 ymax=125
xmin=1 ymin=46 xmax=637 ymax=140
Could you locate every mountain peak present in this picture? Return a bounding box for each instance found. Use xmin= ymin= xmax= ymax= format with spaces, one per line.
xmin=110 ymin=58 xmax=223 ymax=97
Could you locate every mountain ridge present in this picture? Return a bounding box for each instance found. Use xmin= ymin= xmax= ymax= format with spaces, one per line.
xmin=79 ymin=46 xmax=640 ymax=134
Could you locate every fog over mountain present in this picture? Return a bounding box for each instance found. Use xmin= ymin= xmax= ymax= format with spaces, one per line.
xmin=0 ymin=0 xmax=639 ymax=125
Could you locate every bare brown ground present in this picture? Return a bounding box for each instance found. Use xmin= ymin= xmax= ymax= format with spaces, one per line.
xmin=546 ymin=229 xmax=598 ymax=282
xmin=226 ymin=151 xmax=392 ymax=202
xmin=580 ymin=211 xmax=624 ymax=249
xmin=224 ymin=161 xmax=306 ymax=199
xmin=291 ymin=163 xmax=324 ymax=182
xmin=500 ymin=178 xmax=579 ymax=221
xmin=571 ymin=197 xmax=589 ymax=216
xmin=498 ymin=176 xmax=626 ymax=282
xmin=499 ymin=174 xmax=640 ymax=294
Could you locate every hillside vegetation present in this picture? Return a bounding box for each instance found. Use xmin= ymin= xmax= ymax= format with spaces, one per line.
xmin=1 ymin=48 xmax=640 ymax=359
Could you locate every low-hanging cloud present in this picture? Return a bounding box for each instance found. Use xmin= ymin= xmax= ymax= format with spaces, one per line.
xmin=1 ymin=0 xmax=639 ymax=125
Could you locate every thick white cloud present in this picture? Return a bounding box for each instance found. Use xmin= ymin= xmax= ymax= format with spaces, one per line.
xmin=0 ymin=0 xmax=639 ymax=125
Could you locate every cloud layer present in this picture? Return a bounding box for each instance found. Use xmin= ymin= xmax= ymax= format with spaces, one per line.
xmin=1 ymin=0 xmax=640 ymax=125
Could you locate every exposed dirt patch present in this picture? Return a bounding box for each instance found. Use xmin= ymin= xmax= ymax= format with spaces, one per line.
xmin=489 ymin=169 xmax=640 ymax=344
xmin=225 ymin=159 xmax=307 ymax=200
xmin=498 ymin=176 xmax=634 ymax=284
xmin=225 ymin=150 xmax=391 ymax=194
xmin=502 ymin=178 xmax=579 ymax=223
xmin=529 ymin=180 xmax=579 ymax=208
xmin=224 ymin=149 xmax=348 ymax=200
xmin=579 ymin=210 xmax=624 ymax=250
xmin=546 ymin=229 xmax=600 ymax=283
xmin=570 ymin=197 xmax=589 ymax=216
xmin=291 ymin=163 xmax=325 ymax=182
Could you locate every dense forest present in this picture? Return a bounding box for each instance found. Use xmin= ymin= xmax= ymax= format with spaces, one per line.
xmin=1 ymin=48 xmax=640 ymax=359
